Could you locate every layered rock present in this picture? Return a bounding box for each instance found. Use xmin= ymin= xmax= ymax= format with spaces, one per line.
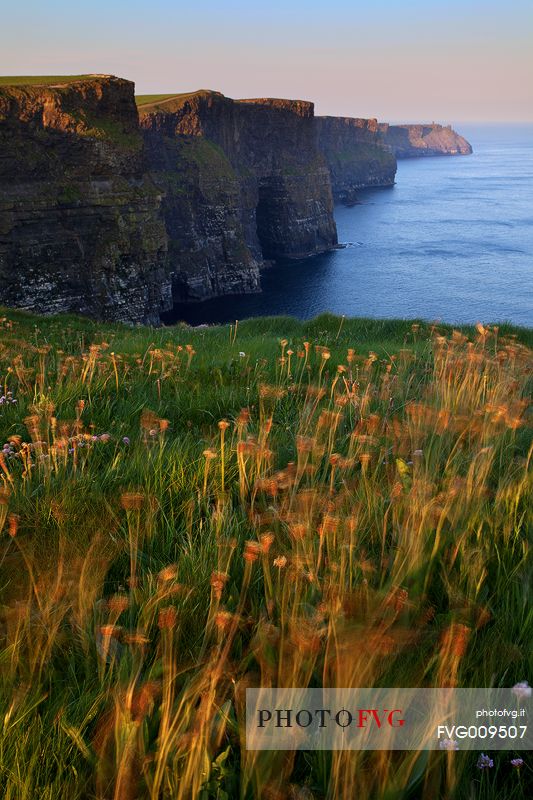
xmin=316 ymin=116 xmax=397 ymax=204
xmin=378 ymin=123 xmax=472 ymax=158
xmin=0 ymin=76 xmax=169 ymax=324
xmin=139 ymin=91 xmax=337 ymax=301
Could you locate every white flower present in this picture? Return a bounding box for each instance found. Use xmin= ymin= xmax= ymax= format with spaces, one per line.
xmin=512 ymin=681 xmax=531 ymax=700
xmin=239 ymin=352 xmax=246 ymax=358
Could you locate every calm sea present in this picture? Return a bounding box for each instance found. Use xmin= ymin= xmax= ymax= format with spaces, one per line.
xmin=167 ymin=125 xmax=533 ymax=327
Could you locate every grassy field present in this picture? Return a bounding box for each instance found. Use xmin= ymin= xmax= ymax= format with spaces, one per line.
xmin=135 ymin=94 xmax=183 ymax=107
xmin=0 ymin=307 xmax=531 ymax=799
xmin=135 ymin=91 xmax=221 ymax=112
xmin=0 ymin=76 xmax=97 ymax=87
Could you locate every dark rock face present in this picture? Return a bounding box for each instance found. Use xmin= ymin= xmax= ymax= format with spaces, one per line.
xmin=316 ymin=116 xmax=397 ymax=204
xmin=378 ymin=123 xmax=472 ymax=158
xmin=139 ymin=92 xmax=337 ymax=302
xmin=0 ymin=76 xmax=170 ymax=324
xmin=141 ymin=128 xmax=261 ymax=302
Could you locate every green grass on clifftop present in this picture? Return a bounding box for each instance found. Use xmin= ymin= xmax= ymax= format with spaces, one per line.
xmin=135 ymin=93 xmax=183 ymax=106
xmin=0 ymin=75 xmax=98 ymax=87
xmin=136 ymin=89 xmax=222 ymax=112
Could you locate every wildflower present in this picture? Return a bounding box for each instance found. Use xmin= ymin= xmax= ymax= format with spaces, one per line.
xmin=289 ymin=523 xmax=306 ymax=541
xmin=439 ymin=739 xmax=459 ymax=751
xmin=122 ymin=436 xmax=130 ymax=445
xmin=236 ymin=408 xmax=251 ymax=426
xmin=215 ymin=610 xmax=236 ymax=632
xmin=131 ymin=681 xmax=161 ymax=721
xmin=239 ymin=352 xmax=246 ymax=358
xmin=158 ymin=606 xmax=178 ymax=629
xmin=107 ymin=594 xmax=129 ymax=613
xmin=260 ymin=532 xmax=275 ymax=553
xmin=100 ymin=625 xmax=121 ymax=639
xmin=123 ymin=632 xmax=150 ymax=646
xmin=476 ymin=753 xmax=493 ymax=770
xmin=203 ymin=448 xmax=217 ymax=460
xmin=512 ymin=681 xmax=531 ymax=700
xmin=210 ymin=571 xmax=229 ymax=600
xmin=510 ymin=758 xmax=524 ymax=768
xmin=218 ymin=419 xmax=230 ymax=431
xmin=273 ymin=556 xmax=287 ymax=569
xmin=296 ymin=436 xmax=314 ymax=453
xmin=7 ymin=514 xmax=19 ymax=538
xmin=158 ymin=564 xmax=178 ymax=582
xmin=359 ymin=453 xmax=372 ymax=468
xmin=440 ymin=623 xmax=471 ymax=658
xmin=120 ymin=492 xmax=144 ymax=511
xmin=244 ymin=540 xmax=262 ymax=563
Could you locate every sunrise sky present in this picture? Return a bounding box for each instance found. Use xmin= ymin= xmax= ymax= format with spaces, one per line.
xmin=3 ymin=0 xmax=532 ymax=122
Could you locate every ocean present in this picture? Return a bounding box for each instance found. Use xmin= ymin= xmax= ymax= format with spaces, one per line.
xmin=167 ymin=124 xmax=533 ymax=327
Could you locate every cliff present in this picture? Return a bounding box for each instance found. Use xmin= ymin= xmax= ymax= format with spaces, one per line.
xmin=0 ymin=75 xmax=471 ymax=324
xmin=139 ymin=91 xmax=337 ymax=301
xmin=0 ymin=76 xmax=170 ymax=324
xmin=316 ymin=116 xmax=397 ymax=204
xmin=378 ymin=123 xmax=472 ymax=158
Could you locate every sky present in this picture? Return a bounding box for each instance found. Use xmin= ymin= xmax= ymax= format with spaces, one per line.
xmin=2 ymin=0 xmax=532 ymax=123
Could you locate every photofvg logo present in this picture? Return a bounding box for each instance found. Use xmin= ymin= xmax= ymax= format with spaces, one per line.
xmin=245 ymin=688 xmax=532 ymax=750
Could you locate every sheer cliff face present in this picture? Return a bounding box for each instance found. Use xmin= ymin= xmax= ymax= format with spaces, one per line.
xmin=139 ymin=91 xmax=337 ymax=302
xmin=0 ymin=76 xmax=471 ymax=323
xmin=378 ymin=123 xmax=472 ymax=158
xmin=316 ymin=116 xmax=397 ymax=203
xmin=0 ymin=77 xmax=170 ymax=324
